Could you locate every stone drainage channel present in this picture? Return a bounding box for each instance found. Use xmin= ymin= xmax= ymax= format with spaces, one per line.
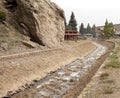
xmin=8 ymin=43 xmax=107 ymax=98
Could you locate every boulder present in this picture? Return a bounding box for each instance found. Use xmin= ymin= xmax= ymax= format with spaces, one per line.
xmin=5 ymin=0 xmax=65 ymax=48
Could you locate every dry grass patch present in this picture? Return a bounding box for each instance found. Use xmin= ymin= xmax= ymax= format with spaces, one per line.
xmin=105 ymin=46 xmax=120 ymax=68
xmin=104 ymin=86 xmax=114 ymax=94
xmin=103 ymin=79 xmax=115 ymax=84
xmin=100 ymin=73 xmax=109 ymax=80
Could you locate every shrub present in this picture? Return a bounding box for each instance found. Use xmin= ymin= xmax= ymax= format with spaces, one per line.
xmin=0 ymin=11 xmax=6 ymax=22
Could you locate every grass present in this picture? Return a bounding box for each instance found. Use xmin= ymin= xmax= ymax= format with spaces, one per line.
xmin=101 ymin=79 xmax=115 ymax=84
xmin=104 ymin=86 xmax=114 ymax=94
xmin=105 ymin=80 xmax=115 ymax=84
xmin=105 ymin=60 xmax=120 ymax=68
xmin=0 ymin=11 xmax=6 ymax=22
xmin=100 ymin=73 xmax=109 ymax=80
xmin=105 ymin=48 xmax=120 ymax=68
xmin=82 ymin=91 xmax=100 ymax=98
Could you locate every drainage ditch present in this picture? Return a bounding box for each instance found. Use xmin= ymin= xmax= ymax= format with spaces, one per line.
xmin=3 ymin=41 xmax=115 ymax=98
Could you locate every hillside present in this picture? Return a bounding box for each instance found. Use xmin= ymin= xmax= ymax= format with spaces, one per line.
xmin=0 ymin=0 xmax=65 ymax=55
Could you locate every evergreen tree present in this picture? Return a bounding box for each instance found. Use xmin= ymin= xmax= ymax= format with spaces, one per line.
xmin=92 ymin=24 xmax=96 ymax=37
xmin=87 ymin=23 xmax=92 ymax=34
xmin=67 ymin=24 xmax=72 ymax=30
xmin=104 ymin=21 xmax=115 ymax=38
xmin=79 ymin=23 xmax=84 ymax=35
xmin=105 ymin=19 xmax=108 ymax=26
xmin=68 ymin=12 xmax=77 ymax=31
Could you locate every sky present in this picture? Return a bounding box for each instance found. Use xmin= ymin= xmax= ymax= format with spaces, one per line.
xmin=51 ymin=0 xmax=120 ymax=27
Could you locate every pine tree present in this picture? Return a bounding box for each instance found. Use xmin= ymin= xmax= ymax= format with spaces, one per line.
xmin=68 ymin=12 xmax=77 ymax=31
xmin=104 ymin=21 xmax=115 ymax=38
xmin=92 ymin=24 xmax=96 ymax=37
xmin=87 ymin=23 xmax=92 ymax=34
xmin=67 ymin=24 xmax=72 ymax=30
xmin=105 ymin=19 xmax=108 ymax=26
xmin=79 ymin=23 xmax=84 ymax=35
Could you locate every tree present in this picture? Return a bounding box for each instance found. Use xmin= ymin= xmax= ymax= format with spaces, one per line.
xmin=92 ymin=24 xmax=96 ymax=37
xmin=104 ymin=21 xmax=115 ymax=38
xmin=105 ymin=19 xmax=108 ymax=26
xmin=86 ymin=23 xmax=92 ymax=34
xmin=79 ymin=23 xmax=84 ymax=35
xmin=68 ymin=12 xmax=77 ymax=31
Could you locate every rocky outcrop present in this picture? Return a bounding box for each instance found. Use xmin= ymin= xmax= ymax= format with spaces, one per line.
xmin=3 ymin=0 xmax=65 ymax=48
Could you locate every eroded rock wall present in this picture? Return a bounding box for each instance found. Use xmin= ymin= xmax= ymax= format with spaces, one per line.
xmin=3 ymin=0 xmax=65 ymax=48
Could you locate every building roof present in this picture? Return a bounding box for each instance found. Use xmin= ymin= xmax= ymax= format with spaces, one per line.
xmin=65 ymin=30 xmax=78 ymax=33
xmin=65 ymin=30 xmax=78 ymax=32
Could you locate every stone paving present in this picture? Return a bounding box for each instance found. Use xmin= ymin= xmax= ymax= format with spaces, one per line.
xmin=11 ymin=43 xmax=107 ymax=98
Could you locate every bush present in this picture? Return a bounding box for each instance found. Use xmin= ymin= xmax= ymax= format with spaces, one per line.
xmin=0 ymin=11 xmax=6 ymax=22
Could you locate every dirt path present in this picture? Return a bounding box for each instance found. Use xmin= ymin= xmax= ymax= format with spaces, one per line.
xmin=0 ymin=40 xmax=96 ymax=97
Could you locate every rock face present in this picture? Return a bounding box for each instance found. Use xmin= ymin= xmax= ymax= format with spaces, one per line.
xmin=4 ymin=0 xmax=65 ymax=48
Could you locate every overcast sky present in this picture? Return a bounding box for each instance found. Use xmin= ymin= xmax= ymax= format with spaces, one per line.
xmin=51 ymin=0 xmax=120 ymax=27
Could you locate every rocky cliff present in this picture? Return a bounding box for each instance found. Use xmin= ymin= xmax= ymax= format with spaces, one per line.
xmin=1 ymin=0 xmax=65 ymax=48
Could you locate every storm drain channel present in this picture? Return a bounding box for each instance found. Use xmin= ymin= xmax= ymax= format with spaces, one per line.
xmin=9 ymin=43 xmax=106 ymax=98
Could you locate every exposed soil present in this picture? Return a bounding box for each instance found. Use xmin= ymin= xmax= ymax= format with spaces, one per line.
xmin=0 ymin=40 xmax=96 ymax=97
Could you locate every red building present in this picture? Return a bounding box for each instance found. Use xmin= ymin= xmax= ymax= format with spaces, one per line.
xmin=65 ymin=30 xmax=81 ymax=40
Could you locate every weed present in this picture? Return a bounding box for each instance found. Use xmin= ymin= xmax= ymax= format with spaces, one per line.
xmin=102 ymin=79 xmax=115 ymax=84
xmin=106 ymin=60 xmax=120 ymax=68
xmin=105 ymin=49 xmax=120 ymax=68
xmin=0 ymin=11 xmax=6 ymax=22
xmin=106 ymin=80 xmax=114 ymax=84
xmin=100 ymin=73 xmax=109 ymax=80
xmin=82 ymin=91 xmax=100 ymax=98
xmin=104 ymin=86 xmax=113 ymax=94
